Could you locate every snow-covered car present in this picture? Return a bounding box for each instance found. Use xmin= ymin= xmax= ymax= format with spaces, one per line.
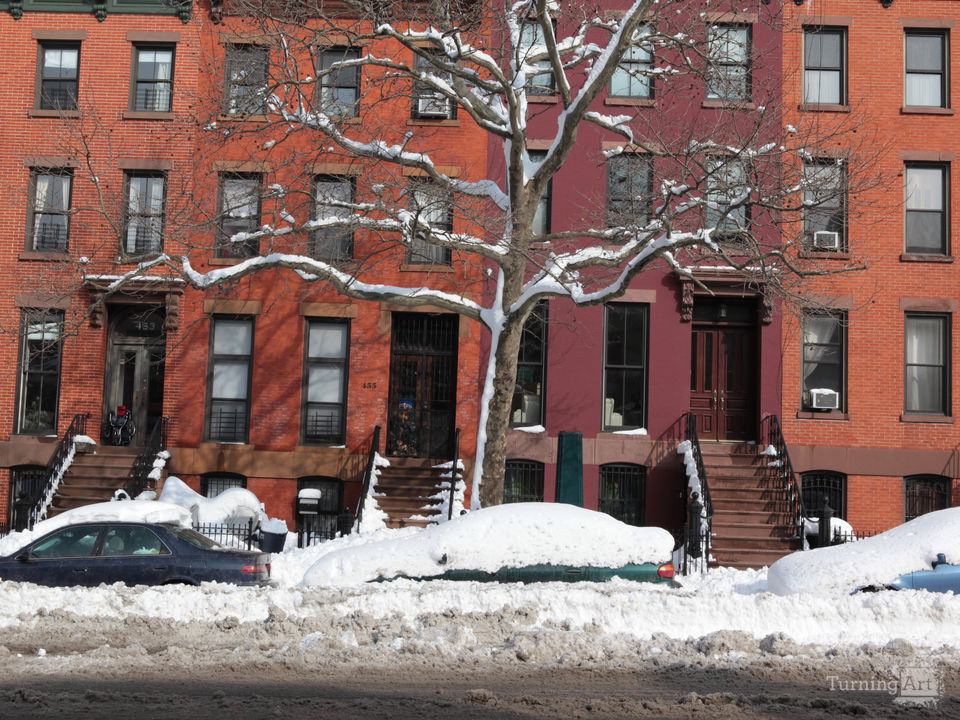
xmin=0 ymin=521 xmax=271 ymax=588
xmin=302 ymin=503 xmax=677 ymax=586
xmin=768 ymin=507 xmax=960 ymax=595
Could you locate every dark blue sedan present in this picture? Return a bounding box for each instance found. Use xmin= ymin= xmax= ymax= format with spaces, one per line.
xmin=0 ymin=522 xmax=271 ymax=587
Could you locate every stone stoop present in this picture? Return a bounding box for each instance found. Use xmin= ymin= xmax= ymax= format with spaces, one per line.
xmin=375 ymin=459 xmax=450 ymax=529
xmin=701 ymin=443 xmax=802 ymax=570
xmin=47 ymin=446 xmax=140 ymax=517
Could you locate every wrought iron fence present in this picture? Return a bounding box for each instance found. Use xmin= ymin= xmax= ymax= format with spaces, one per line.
xmin=192 ymin=519 xmax=257 ymax=550
xmin=0 ymin=525 xmax=10 ymax=540
xmin=297 ymin=512 xmax=354 ymax=548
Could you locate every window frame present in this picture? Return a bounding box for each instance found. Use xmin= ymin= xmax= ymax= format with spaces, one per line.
xmin=9 ymin=465 xmax=47 ymax=530
xmin=904 ymin=163 xmax=949 ymax=256
xmin=607 ymin=153 xmax=653 ymax=229
xmin=317 ymin=46 xmax=360 ymax=118
xmin=519 ymin=20 xmax=556 ymax=96
xmin=904 ymin=474 xmax=951 ymax=522
xmin=205 ymin=316 xmax=254 ymax=443
xmin=37 ymin=42 xmax=80 ymax=111
xmin=705 ymin=156 xmax=750 ymax=237
xmin=801 ymin=310 xmax=847 ymax=413
xmin=123 ymin=172 xmax=166 ymax=257
xmin=527 ymin=150 xmax=552 ymax=236
xmin=602 ymin=303 xmax=649 ymax=431
xmin=800 ymin=470 xmax=847 ymax=520
xmin=706 ymin=24 xmax=751 ymax=102
xmin=511 ymin=302 xmax=547 ymax=428
xmin=598 ymin=463 xmax=646 ymax=526
xmin=296 ymin=476 xmax=345 ymax=541
xmin=15 ymin=309 xmax=64 ymax=435
xmin=412 ymin=50 xmax=456 ymax=120
xmin=200 ymin=472 xmax=247 ymax=498
xmin=503 ymin=459 xmax=545 ymax=503
xmin=904 ymin=30 xmax=948 ymax=109
xmin=904 ymin=312 xmax=950 ymax=416
xmin=312 ymin=174 xmax=355 ymax=261
xmin=802 ymin=159 xmax=847 ymax=251
xmin=407 ymin=179 xmax=453 ymax=265
xmin=610 ymin=28 xmax=653 ymax=99
xmin=27 ymin=168 xmax=73 ymax=253
xmin=302 ymin=318 xmax=350 ymax=445
xmin=216 ymin=172 xmax=262 ymax=258
xmin=803 ymin=26 xmax=847 ymax=106
xmin=223 ymin=44 xmax=269 ymax=116
xmin=130 ymin=44 xmax=175 ymax=113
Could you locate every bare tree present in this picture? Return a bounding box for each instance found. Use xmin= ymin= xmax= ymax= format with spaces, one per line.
xmin=60 ymin=0 xmax=883 ymax=505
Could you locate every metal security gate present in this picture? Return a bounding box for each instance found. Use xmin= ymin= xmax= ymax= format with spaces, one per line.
xmin=386 ymin=313 xmax=458 ymax=458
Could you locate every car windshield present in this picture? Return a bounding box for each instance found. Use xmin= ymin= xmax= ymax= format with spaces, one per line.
xmin=168 ymin=526 xmax=225 ymax=550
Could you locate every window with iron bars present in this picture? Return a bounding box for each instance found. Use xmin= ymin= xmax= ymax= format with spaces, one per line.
xmin=904 ymin=474 xmax=951 ymax=522
xmin=503 ymin=459 xmax=544 ymax=503
xmin=200 ymin=473 xmax=246 ymax=498
xmin=296 ymin=476 xmax=344 ymax=544
xmin=800 ymin=470 xmax=846 ymax=519
xmin=598 ymin=463 xmax=645 ymax=526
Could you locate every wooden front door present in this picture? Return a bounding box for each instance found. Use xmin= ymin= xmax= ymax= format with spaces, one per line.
xmin=690 ymin=323 xmax=757 ymax=441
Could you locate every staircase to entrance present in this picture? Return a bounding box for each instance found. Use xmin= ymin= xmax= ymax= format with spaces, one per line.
xmin=701 ymin=443 xmax=801 ymax=570
xmin=375 ymin=459 xmax=448 ymax=528
xmin=47 ymin=446 xmax=140 ymax=518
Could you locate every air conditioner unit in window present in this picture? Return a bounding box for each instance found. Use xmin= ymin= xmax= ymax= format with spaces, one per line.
xmin=810 ymin=388 xmax=840 ymax=410
xmin=417 ymin=95 xmax=450 ymax=118
xmin=813 ymin=231 xmax=840 ymax=250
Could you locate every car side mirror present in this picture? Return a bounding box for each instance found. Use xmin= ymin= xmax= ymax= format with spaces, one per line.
xmin=933 ymin=553 xmax=947 ymax=568
xmin=16 ymin=552 xmax=30 ymax=563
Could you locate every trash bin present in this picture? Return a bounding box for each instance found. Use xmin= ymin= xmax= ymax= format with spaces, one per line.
xmin=259 ymin=531 xmax=286 ymax=553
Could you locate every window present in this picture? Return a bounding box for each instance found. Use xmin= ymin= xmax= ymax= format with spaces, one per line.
xmin=297 ymin=477 xmax=344 ymax=543
xmin=132 ymin=45 xmax=174 ymax=112
xmin=101 ymin=526 xmax=169 ymax=556
xmin=312 ymin=176 xmax=354 ymax=260
xmin=528 ymin=150 xmax=551 ymax=235
xmin=303 ymin=320 xmax=349 ymax=444
xmin=31 ymin=526 xmax=101 ymax=559
xmin=706 ymin=25 xmax=750 ymax=102
xmin=803 ymin=160 xmax=846 ymax=251
xmin=803 ymin=27 xmax=846 ymax=105
xmin=200 ymin=473 xmax=246 ymax=498
xmin=800 ymin=470 xmax=847 ymax=519
xmin=519 ymin=20 xmax=554 ymax=96
xmin=407 ymin=180 xmax=453 ymax=264
xmin=512 ymin=302 xmax=547 ymax=426
xmin=318 ymin=47 xmax=360 ymax=117
xmin=124 ymin=173 xmax=165 ymax=255
xmin=413 ymin=50 xmax=455 ymax=119
xmin=9 ymin=465 xmax=46 ymax=531
xmin=28 ymin=170 xmax=72 ymax=252
xmin=224 ymin=45 xmax=269 ymax=115
xmin=905 ymin=313 xmax=949 ymax=415
xmin=905 ymin=474 xmax=950 ymax=521
xmin=38 ymin=43 xmax=79 ymax=110
xmin=905 ymin=164 xmax=948 ymax=255
xmin=207 ymin=317 xmax=253 ymax=443
xmin=802 ymin=312 xmax=846 ymax=412
xmin=607 ymin=154 xmax=652 ymax=228
xmin=603 ymin=304 xmax=647 ymax=429
xmin=217 ymin=174 xmax=261 ymax=258
xmin=503 ymin=460 xmax=544 ymax=503
xmin=611 ymin=29 xmax=653 ymax=99
xmin=705 ymin=157 xmax=748 ymax=235
xmin=16 ymin=309 xmax=63 ymax=434
xmin=905 ymin=31 xmax=947 ymax=108
xmin=599 ymin=463 xmax=646 ymax=526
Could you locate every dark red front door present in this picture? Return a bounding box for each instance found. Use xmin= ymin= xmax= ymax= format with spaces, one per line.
xmin=690 ymin=325 xmax=756 ymax=441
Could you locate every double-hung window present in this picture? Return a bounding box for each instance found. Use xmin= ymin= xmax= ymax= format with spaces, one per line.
xmin=132 ymin=45 xmax=174 ymax=112
xmin=519 ymin=20 xmax=554 ymax=96
xmin=407 ymin=180 xmax=453 ymax=264
xmin=218 ymin=174 xmax=261 ymax=258
xmin=803 ymin=27 xmax=846 ymax=105
xmin=303 ymin=320 xmax=349 ymax=444
xmin=611 ymin=28 xmax=653 ymax=99
xmin=904 ymin=313 xmax=950 ymax=416
xmin=603 ymin=304 xmax=648 ymax=430
xmin=207 ymin=317 xmax=253 ymax=443
xmin=312 ymin=176 xmax=354 ymax=261
xmin=607 ymin=154 xmax=652 ymax=229
xmin=412 ymin=50 xmax=455 ymax=119
xmin=16 ymin=309 xmax=64 ymax=434
xmin=905 ymin=31 xmax=947 ymax=108
xmin=38 ymin=43 xmax=80 ymax=110
xmin=124 ymin=173 xmax=165 ymax=255
xmin=29 ymin=170 xmax=72 ymax=252
xmin=705 ymin=157 xmax=748 ymax=234
xmin=905 ymin=164 xmax=948 ymax=255
xmin=706 ymin=25 xmax=750 ymax=102
xmin=528 ymin=150 xmax=551 ymax=236
xmin=803 ymin=160 xmax=846 ymax=251
xmin=318 ymin=47 xmax=360 ymax=117
xmin=512 ymin=302 xmax=547 ymax=426
xmin=224 ymin=45 xmax=269 ymax=115
xmin=802 ymin=312 xmax=846 ymax=412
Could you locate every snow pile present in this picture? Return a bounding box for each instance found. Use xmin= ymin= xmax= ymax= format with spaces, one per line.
xmin=148 ymin=450 xmax=170 ymax=481
xmin=303 ymin=503 xmax=674 ymax=586
xmin=354 ymin=454 xmax=390 ymax=533
xmin=676 ymin=440 xmax=701 ymax=497
xmin=769 ymin=507 xmax=960 ymax=595
xmin=429 ymin=459 xmax=465 ymax=522
xmin=802 ymin=515 xmax=855 ymax=539
xmin=157 ymin=476 xmax=262 ymax=524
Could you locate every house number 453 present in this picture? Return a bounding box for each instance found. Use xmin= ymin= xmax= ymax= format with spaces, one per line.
xmin=362 ymin=382 xmax=377 ymax=389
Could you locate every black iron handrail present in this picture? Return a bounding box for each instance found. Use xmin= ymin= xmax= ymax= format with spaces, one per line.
xmin=448 ymin=428 xmax=461 ymax=521
xmin=28 ymin=413 xmax=88 ymax=529
xmin=354 ymin=425 xmax=381 ymax=532
xmin=682 ymin=413 xmax=713 ymax=574
xmin=127 ymin=417 xmax=169 ymax=499
xmin=762 ymin=414 xmax=807 ymax=538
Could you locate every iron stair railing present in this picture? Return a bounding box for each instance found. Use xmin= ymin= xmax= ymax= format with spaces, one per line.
xmin=682 ymin=413 xmax=713 ymax=574
xmin=447 ymin=428 xmax=461 ymax=521
xmin=28 ymin=413 xmax=88 ymax=529
xmin=126 ymin=417 xmax=169 ymax=499
xmin=354 ymin=425 xmax=381 ymax=532
xmin=762 ymin=414 xmax=807 ymax=541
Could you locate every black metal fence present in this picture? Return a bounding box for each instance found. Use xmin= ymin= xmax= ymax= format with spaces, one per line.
xmin=0 ymin=525 xmax=9 ymax=540
xmin=192 ymin=520 xmax=257 ymax=550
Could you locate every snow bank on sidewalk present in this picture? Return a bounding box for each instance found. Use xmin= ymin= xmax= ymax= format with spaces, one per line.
xmin=158 ymin=476 xmax=262 ymax=524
